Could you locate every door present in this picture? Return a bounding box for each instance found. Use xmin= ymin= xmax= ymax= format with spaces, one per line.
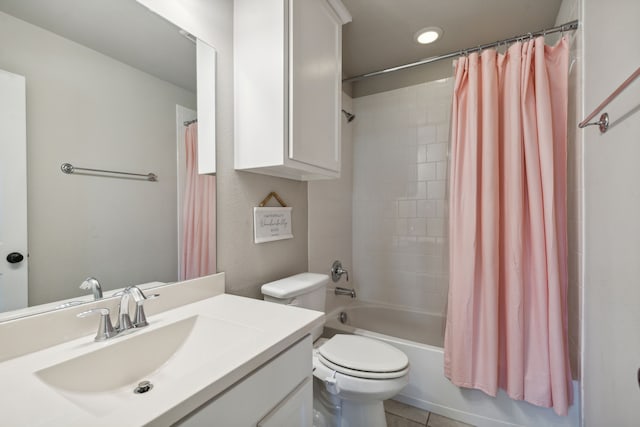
xmin=0 ymin=69 xmax=28 ymax=312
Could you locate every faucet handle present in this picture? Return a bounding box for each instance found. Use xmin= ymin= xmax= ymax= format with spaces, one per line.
xmin=331 ymin=260 xmax=349 ymax=283
xmin=126 ymin=286 xmax=156 ymax=302
xmin=132 ymin=293 xmax=159 ymax=328
xmin=77 ymin=308 xmax=117 ymax=341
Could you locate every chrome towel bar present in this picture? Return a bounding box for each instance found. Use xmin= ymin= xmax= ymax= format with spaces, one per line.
xmin=60 ymin=163 xmax=157 ymax=181
xmin=579 ymin=66 xmax=640 ymax=133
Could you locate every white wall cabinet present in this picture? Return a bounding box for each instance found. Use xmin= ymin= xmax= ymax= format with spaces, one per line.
xmin=176 ymin=336 xmax=313 ymax=427
xmin=234 ymin=0 xmax=351 ymax=181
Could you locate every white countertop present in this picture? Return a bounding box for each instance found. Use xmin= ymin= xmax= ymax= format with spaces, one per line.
xmin=0 ymin=294 xmax=324 ymax=426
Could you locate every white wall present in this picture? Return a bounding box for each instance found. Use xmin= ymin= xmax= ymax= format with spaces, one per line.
xmin=140 ymin=0 xmax=310 ymax=298
xmin=351 ymin=78 xmax=452 ymax=314
xmin=308 ymin=93 xmax=354 ymax=312
xmin=0 ymin=11 xmax=196 ymax=305
xmin=582 ymin=0 xmax=640 ymax=425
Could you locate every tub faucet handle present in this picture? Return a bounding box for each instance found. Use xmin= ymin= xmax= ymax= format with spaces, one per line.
xmin=331 ymin=260 xmax=349 ymax=283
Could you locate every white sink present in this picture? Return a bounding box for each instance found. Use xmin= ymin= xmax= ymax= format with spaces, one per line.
xmin=35 ymin=315 xmax=260 ymax=416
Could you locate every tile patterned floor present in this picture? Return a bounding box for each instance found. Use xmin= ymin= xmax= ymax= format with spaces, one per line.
xmin=384 ymin=400 xmax=475 ymax=427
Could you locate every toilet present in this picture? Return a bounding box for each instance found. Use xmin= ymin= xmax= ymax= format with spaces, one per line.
xmin=261 ymin=273 xmax=409 ymax=427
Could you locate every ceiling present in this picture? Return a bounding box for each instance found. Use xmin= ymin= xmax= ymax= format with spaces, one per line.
xmin=0 ymin=0 xmax=196 ymax=92
xmin=341 ymin=0 xmax=564 ymax=79
xmin=1 ymin=0 xmax=565 ymax=90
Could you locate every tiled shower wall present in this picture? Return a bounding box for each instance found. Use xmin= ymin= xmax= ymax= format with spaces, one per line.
xmin=352 ymin=78 xmax=453 ymax=314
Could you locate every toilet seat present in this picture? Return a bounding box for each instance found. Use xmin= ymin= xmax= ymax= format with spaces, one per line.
xmin=317 ymin=335 xmax=409 ymax=380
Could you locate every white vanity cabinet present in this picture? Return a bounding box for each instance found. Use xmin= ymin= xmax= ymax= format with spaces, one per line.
xmin=176 ymin=335 xmax=313 ymax=427
xmin=234 ymin=0 xmax=351 ymax=181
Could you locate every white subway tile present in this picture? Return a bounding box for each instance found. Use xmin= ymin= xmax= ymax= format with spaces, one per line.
xmin=398 ymin=200 xmax=417 ymax=218
xmin=437 ymin=123 xmax=450 ymax=143
xmin=416 ymin=181 xmax=427 ymax=199
xmin=428 ymin=181 xmax=446 ymax=200
xmin=427 ymin=143 xmax=448 ymax=162
xmin=417 ymin=144 xmax=427 ymax=163
xmin=427 ymin=218 xmax=445 ymax=237
xmin=408 ymin=218 xmax=427 ymax=236
xmin=417 ymin=200 xmax=437 ymax=218
xmin=352 ymin=77 xmax=453 ymax=310
xmin=417 ymin=125 xmax=437 ymax=144
xmin=436 ymin=161 xmax=448 ymax=180
xmin=428 ymin=107 xmax=447 ymax=124
xmin=396 ymin=218 xmax=408 ymax=235
xmin=417 ymin=163 xmax=436 ymax=181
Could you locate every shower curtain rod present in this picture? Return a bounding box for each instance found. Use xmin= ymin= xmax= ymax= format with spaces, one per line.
xmin=342 ymin=19 xmax=579 ymax=83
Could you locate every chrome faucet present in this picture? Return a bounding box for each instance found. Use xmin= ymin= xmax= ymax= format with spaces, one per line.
xmin=80 ymin=276 xmax=103 ymax=300
xmin=330 ymin=260 xmax=349 ymax=283
xmin=335 ymin=286 xmax=356 ymax=298
xmin=78 ymin=287 xmax=159 ymax=342
xmin=115 ymin=286 xmax=159 ymax=333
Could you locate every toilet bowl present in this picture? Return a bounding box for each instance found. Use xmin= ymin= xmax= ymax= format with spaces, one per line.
xmin=313 ymin=335 xmax=409 ymax=427
xmin=261 ymin=273 xmax=410 ymax=427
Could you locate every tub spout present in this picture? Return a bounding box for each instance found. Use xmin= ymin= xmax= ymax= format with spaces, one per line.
xmin=335 ymin=286 xmax=356 ymax=298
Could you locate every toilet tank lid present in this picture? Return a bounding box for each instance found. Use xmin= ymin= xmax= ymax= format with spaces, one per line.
xmin=261 ymin=273 xmax=329 ymax=299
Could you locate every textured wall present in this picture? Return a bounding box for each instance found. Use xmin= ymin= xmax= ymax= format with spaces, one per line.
xmin=215 ymin=0 xmax=309 ymax=298
xmin=308 ymin=93 xmax=354 ymax=312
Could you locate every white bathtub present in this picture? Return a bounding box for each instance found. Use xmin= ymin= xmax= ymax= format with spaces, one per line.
xmin=324 ymin=303 xmax=580 ymax=427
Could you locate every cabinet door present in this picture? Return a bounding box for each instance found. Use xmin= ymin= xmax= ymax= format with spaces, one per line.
xmin=288 ymin=0 xmax=341 ymax=173
xmin=258 ymin=377 xmax=312 ymax=427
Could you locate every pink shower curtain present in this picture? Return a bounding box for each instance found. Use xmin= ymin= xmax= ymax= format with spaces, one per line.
xmin=181 ymin=123 xmax=216 ymax=280
xmin=444 ymin=37 xmax=572 ymax=415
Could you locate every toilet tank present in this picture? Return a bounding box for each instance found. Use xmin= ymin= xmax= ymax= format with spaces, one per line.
xmin=261 ymin=273 xmax=328 ymax=313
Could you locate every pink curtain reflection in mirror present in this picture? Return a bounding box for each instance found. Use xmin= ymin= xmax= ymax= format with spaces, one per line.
xmin=181 ymin=123 xmax=216 ymax=280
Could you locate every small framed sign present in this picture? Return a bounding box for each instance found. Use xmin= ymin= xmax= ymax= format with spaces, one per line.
xmin=253 ymin=207 xmax=293 ymax=243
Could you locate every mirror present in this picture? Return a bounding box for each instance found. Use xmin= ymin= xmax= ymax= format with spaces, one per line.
xmin=0 ymin=0 xmax=215 ymax=320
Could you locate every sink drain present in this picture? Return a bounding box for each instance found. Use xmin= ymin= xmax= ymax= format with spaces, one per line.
xmin=134 ymin=380 xmax=153 ymax=394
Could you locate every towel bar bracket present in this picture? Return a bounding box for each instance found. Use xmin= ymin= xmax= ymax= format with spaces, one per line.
xmin=578 ymin=113 xmax=609 ymax=133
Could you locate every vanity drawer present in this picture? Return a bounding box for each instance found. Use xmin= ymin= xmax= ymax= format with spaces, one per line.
xmin=176 ymin=335 xmax=313 ymax=427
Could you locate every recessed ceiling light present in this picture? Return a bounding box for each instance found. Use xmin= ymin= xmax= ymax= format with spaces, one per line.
xmin=415 ymin=27 xmax=442 ymax=44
